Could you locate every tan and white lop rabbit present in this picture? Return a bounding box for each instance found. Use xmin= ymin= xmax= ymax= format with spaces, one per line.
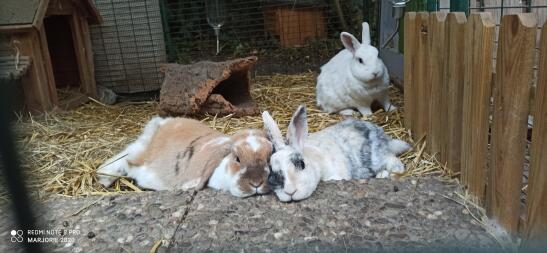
xmin=97 ymin=116 xmax=273 ymax=197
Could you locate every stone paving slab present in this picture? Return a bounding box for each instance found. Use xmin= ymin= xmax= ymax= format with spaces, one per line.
xmin=173 ymin=178 xmax=499 ymax=252
xmin=0 ymin=178 xmax=502 ymax=253
xmin=0 ymin=190 xmax=195 ymax=253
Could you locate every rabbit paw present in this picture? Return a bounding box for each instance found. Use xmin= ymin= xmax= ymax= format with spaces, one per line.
xmin=339 ymin=109 xmax=356 ymax=116
xmin=376 ymin=170 xmax=390 ymax=178
xmin=385 ymin=156 xmax=405 ymax=173
xmin=357 ymin=107 xmax=373 ymax=116
xmin=96 ymin=158 xmax=127 ymax=187
xmin=384 ymin=104 xmax=398 ymax=112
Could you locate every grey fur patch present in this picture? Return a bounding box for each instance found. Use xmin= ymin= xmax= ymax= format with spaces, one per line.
xmin=174 ymin=152 xmax=182 ymax=175
xmin=184 ymin=136 xmax=202 ymax=160
xmin=290 ymin=153 xmax=305 ymax=170
xmin=267 ymin=166 xmax=284 ymax=189
xmin=333 ymin=119 xmax=392 ymax=179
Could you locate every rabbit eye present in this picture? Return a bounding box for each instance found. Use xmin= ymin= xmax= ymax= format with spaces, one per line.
xmin=290 ymin=154 xmax=305 ymax=171
xmin=236 ymin=156 xmax=240 ymax=163
xmin=294 ymin=160 xmax=305 ymax=170
xmin=358 ymin=58 xmax=364 ymax=64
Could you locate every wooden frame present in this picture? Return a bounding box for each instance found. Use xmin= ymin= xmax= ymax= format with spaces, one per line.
xmin=0 ymin=0 xmax=101 ymax=112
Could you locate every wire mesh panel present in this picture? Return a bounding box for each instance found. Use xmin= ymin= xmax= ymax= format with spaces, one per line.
xmin=437 ymin=0 xmax=547 ymax=26
xmin=161 ymin=0 xmax=374 ymax=75
xmin=91 ymin=0 xmax=167 ymax=93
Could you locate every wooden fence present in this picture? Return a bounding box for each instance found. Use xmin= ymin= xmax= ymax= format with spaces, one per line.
xmin=404 ymin=12 xmax=547 ymax=248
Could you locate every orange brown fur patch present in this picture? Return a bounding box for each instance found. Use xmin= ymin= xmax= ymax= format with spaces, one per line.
xmin=229 ymin=129 xmax=273 ymax=194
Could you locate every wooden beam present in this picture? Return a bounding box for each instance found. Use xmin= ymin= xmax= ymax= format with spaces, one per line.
xmin=79 ymin=15 xmax=97 ymax=97
xmin=13 ymin=31 xmax=54 ymax=112
xmin=70 ymin=0 xmax=102 ymax=24
xmin=522 ymin=24 xmax=547 ymax=250
xmin=70 ymin=13 xmax=93 ymax=96
xmin=427 ymin=12 xmax=448 ymax=158
xmin=46 ymin=0 xmax=75 ymax=16
xmin=445 ymin=12 xmax=467 ymax=174
xmin=460 ymin=13 xmax=495 ymax=202
xmin=32 ymin=0 xmax=51 ymax=31
xmin=403 ymin=12 xmax=417 ymax=132
xmin=487 ymin=13 xmax=537 ymax=234
xmin=37 ymin=24 xmax=58 ymax=106
xmin=413 ymin=12 xmax=431 ymax=142
xmin=0 ymin=24 xmax=34 ymax=33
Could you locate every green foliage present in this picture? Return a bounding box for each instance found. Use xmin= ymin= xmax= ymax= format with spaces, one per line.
xmin=160 ymin=0 xmax=376 ymax=71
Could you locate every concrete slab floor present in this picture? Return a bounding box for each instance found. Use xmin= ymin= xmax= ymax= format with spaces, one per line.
xmin=0 ymin=178 xmax=503 ymax=253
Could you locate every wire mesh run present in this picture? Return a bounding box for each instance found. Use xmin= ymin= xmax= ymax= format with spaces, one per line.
xmin=160 ymin=0 xmax=374 ymax=75
xmin=437 ymin=0 xmax=547 ymax=26
xmin=91 ymin=0 xmax=168 ymax=94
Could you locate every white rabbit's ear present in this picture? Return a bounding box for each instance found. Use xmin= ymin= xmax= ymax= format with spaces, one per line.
xmin=340 ymin=32 xmax=361 ymax=55
xmin=287 ymin=105 xmax=308 ymax=152
xmin=362 ymin=22 xmax=371 ymax=45
xmin=262 ymin=111 xmax=286 ymax=150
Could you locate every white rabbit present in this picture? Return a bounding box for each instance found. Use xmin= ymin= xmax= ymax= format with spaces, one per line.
xmin=97 ymin=116 xmax=272 ymax=197
xmin=316 ymin=22 xmax=395 ymax=116
xmin=262 ymin=105 xmax=410 ymax=202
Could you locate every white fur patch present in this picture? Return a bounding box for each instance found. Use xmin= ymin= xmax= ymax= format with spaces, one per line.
xmin=207 ymin=157 xmax=232 ymax=191
xmin=376 ymin=170 xmax=390 ymax=179
xmin=246 ymin=134 xmax=262 ymax=152
xmin=127 ymin=166 xmax=169 ymax=190
xmin=97 ymin=152 xmax=129 ymax=187
xmin=181 ymin=178 xmax=201 ymax=190
xmin=125 ymin=117 xmax=164 ymax=161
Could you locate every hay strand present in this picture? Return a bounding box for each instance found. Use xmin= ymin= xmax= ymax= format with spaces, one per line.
xmin=10 ymin=74 xmax=450 ymax=201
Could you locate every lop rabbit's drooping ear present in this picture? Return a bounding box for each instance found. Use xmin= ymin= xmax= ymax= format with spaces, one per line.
xmin=98 ymin=117 xmax=273 ymax=198
xmin=340 ymin=32 xmax=361 ymax=55
xmin=287 ymin=105 xmax=308 ymax=152
xmin=362 ymin=22 xmax=371 ymax=45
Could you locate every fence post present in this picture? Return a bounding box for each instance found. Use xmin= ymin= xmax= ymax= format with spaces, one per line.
xmin=427 ymin=12 xmax=448 ymax=157
xmin=413 ymin=12 xmax=430 ymax=141
xmin=522 ymin=24 xmax=547 ymax=250
xmin=460 ymin=12 xmax=495 ymax=203
xmin=403 ymin=12 xmax=417 ymax=132
xmin=445 ymin=12 xmax=467 ymax=173
xmin=487 ymin=13 xmax=537 ymax=234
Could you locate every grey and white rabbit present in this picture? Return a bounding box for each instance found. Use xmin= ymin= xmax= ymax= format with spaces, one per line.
xmin=316 ymin=22 xmax=395 ymax=116
xmin=262 ymin=105 xmax=410 ymax=202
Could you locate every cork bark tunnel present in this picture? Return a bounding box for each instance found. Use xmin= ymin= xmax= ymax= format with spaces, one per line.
xmin=159 ymin=56 xmax=259 ymax=117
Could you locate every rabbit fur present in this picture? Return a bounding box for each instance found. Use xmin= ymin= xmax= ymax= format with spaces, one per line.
xmin=97 ymin=116 xmax=272 ymax=197
xmin=262 ymin=105 xmax=410 ymax=202
xmin=316 ymin=22 xmax=395 ymax=116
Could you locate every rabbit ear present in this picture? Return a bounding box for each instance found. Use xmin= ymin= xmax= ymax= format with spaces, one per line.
xmin=287 ymin=105 xmax=308 ymax=152
xmin=362 ymin=22 xmax=371 ymax=45
xmin=340 ymin=32 xmax=361 ymax=55
xmin=262 ymin=111 xmax=286 ymax=150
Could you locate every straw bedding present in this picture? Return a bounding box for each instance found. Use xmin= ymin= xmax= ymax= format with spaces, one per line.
xmin=7 ymin=74 xmax=454 ymax=202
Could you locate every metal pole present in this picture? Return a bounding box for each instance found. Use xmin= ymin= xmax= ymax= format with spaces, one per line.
xmin=478 ymin=0 xmax=485 ymax=12
xmin=525 ymin=0 xmax=532 ymax=13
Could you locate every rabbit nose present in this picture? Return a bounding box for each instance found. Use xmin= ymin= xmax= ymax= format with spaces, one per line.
xmin=250 ymin=181 xmax=263 ymax=188
xmin=284 ymin=190 xmax=297 ymax=196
